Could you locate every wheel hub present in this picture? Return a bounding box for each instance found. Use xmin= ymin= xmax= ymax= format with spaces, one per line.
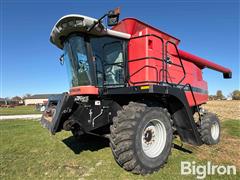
xmin=211 ymin=122 xmax=220 ymax=140
xmin=144 ymin=129 xmax=154 ymax=143
xmin=141 ymin=119 xmax=167 ymax=158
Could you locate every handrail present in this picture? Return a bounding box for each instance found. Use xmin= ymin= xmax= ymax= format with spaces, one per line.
xmin=128 ymin=56 xmax=163 ymax=62
xmin=127 ymin=34 xmax=187 ymax=87
xmin=128 ymin=65 xmax=159 ymax=85
xmin=128 ymin=34 xmax=164 ymax=84
xmin=181 ymin=83 xmax=201 ymax=120
xmin=165 ymin=41 xmax=186 ymax=85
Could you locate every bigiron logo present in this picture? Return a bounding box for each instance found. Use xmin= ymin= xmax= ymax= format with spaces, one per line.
xmin=181 ymin=161 xmax=236 ymax=179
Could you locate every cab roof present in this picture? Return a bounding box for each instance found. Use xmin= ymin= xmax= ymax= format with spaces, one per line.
xmin=50 ymin=14 xmax=131 ymax=49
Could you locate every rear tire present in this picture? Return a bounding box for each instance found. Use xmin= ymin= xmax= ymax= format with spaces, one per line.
xmin=110 ymin=102 xmax=173 ymax=174
xmin=200 ymin=113 xmax=220 ymax=145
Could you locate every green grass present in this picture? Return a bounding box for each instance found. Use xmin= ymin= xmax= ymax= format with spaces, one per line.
xmin=0 ymin=106 xmax=41 ymax=115
xmin=0 ymin=120 xmax=239 ymax=179
xmin=222 ymin=120 xmax=240 ymax=138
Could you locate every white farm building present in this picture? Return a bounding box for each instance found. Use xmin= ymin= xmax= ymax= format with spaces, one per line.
xmin=24 ymin=94 xmax=53 ymax=105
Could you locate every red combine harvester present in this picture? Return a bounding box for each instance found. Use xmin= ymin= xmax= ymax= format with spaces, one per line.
xmin=41 ymin=9 xmax=232 ymax=174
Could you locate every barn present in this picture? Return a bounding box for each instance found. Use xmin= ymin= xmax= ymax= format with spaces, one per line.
xmin=24 ymin=94 xmax=54 ymax=106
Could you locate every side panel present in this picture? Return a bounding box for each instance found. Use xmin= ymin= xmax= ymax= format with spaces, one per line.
xmin=185 ymin=92 xmax=208 ymax=107
xmin=128 ymin=34 xmax=164 ymax=85
xmin=126 ymin=28 xmax=208 ymax=106
xmin=65 ymin=99 xmax=121 ymax=133
xmin=70 ymin=86 xmax=99 ymax=95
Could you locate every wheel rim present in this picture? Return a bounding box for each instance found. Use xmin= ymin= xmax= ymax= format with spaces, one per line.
xmin=141 ymin=119 xmax=167 ymax=158
xmin=211 ymin=122 xmax=220 ymax=140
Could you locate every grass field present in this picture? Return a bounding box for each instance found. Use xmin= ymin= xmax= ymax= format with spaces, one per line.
xmin=0 ymin=106 xmax=41 ymax=115
xmin=0 ymin=101 xmax=239 ymax=179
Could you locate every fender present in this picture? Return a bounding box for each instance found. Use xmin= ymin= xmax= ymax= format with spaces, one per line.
xmin=105 ymin=84 xmax=203 ymax=145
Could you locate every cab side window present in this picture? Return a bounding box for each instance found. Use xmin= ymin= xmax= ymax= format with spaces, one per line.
xmin=103 ymin=41 xmax=124 ymax=85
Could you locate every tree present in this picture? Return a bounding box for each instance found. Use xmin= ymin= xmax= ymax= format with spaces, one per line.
xmin=23 ymin=93 xmax=31 ymax=99
xmin=232 ymin=90 xmax=240 ymax=100
xmin=209 ymin=95 xmax=217 ymax=100
xmin=11 ymin=96 xmax=22 ymax=101
xmin=216 ymin=90 xmax=224 ymax=100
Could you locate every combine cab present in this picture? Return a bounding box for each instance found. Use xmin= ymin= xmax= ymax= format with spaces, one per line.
xmin=41 ymin=8 xmax=232 ymax=174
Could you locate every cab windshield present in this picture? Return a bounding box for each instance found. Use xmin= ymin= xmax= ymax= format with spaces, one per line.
xmin=64 ymin=36 xmax=92 ymax=87
xmin=64 ymin=35 xmax=125 ymax=88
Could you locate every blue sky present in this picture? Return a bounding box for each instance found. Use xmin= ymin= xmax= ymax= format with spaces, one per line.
xmin=1 ymin=0 xmax=239 ymax=98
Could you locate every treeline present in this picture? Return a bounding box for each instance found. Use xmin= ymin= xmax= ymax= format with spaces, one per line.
xmin=209 ymin=90 xmax=240 ymax=100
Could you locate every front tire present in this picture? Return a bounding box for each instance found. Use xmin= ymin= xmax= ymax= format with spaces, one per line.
xmin=110 ymin=102 xmax=173 ymax=174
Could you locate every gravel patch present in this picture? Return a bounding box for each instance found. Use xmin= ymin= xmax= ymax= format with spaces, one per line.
xmin=0 ymin=114 xmax=42 ymax=120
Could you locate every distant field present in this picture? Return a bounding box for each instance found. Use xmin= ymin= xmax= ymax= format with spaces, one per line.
xmin=0 ymin=105 xmax=42 ymax=115
xmin=0 ymin=101 xmax=239 ymax=179
xmin=203 ymin=100 xmax=240 ymax=120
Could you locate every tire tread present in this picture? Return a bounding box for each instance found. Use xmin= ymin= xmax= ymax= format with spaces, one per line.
xmin=110 ymin=102 xmax=172 ymax=174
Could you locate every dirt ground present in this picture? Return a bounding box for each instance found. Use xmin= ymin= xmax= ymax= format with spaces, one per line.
xmin=203 ymin=100 xmax=240 ymax=120
xmin=195 ymin=100 xmax=240 ymax=169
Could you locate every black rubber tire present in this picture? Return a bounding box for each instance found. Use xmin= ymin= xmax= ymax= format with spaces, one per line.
xmin=200 ymin=113 xmax=220 ymax=145
xmin=110 ymin=102 xmax=173 ymax=175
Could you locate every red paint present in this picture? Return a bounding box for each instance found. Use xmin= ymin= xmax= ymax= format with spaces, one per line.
xmin=70 ymin=86 xmax=99 ymax=96
xmin=113 ymin=18 xmax=180 ymax=44
xmin=177 ymin=50 xmax=231 ymax=74
xmin=112 ymin=18 xmax=231 ymax=106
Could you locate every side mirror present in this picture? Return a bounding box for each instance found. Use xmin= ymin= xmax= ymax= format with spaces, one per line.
xmin=107 ymin=7 xmax=120 ymax=26
xmin=59 ymin=54 xmax=64 ymax=65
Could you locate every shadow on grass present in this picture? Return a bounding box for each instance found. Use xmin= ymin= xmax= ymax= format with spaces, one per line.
xmin=62 ymin=134 xmax=109 ymax=154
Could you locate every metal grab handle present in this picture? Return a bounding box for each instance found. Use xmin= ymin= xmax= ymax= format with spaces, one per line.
xmin=165 ymin=41 xmax=186 ymax=85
